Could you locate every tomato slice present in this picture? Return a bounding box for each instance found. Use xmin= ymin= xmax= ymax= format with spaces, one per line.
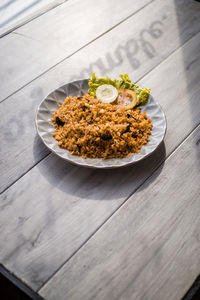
xmin=117 ymin=89 xmax=138 ymax=109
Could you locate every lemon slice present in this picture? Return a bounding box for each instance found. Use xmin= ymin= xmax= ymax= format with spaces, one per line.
xmin=96 ymin=84 xmax=118 ymax=104
xmin=117 ymin=89 xmax=138 ymax=109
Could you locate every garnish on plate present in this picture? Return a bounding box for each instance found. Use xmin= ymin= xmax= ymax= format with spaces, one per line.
xmin=96 ymin=84 xmax=118 ymax=104
xmin=88 ymin=73 xmax=151 ymax=108
xmin=117 ymin=89 xmax=138 ymax=110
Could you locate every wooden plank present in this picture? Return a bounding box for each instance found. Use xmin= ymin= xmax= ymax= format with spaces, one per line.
xmin=1 ymin=0 xmax=200 ymax=192
xmin=0 ymin=144 xmax=166 ymax=291
xmin=0 ymin=32 xmax=199 ymax=291
xmin=0 ymin=0 xmax=67 ymax=38
xmin=0 ymin=264 xmax=43 ymax=300
xmin=39 ymin=125 xmax=200 ymax=300
xmin=0 ymin=0 xmax=151 ymax=101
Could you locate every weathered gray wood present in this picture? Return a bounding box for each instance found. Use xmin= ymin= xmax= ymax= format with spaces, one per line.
xmin=0 ymin=144 xmax=166 ymax=291
xmin=40 ymin=125 xmax=200 ymax=300
xmin=0 ymin=0 xmax=151 ymax=101
xmin=0 ymin=0 xmax=68 ymax=38
xmin=1 ymin=0 xmax=200 ymax=193
xmin=0 ymin=33 xmax=199 ymax=291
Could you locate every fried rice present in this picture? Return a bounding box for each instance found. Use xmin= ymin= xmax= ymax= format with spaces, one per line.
xmin=52 ymin=93 xmax=153 ymax=159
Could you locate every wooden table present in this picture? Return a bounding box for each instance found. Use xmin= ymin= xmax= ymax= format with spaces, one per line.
xmin=0 ymin=0 xmax=200 ymax=299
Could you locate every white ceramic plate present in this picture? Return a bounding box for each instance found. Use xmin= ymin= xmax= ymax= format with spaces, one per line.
xmin=36 ymin=79 xmax=166 ymax=168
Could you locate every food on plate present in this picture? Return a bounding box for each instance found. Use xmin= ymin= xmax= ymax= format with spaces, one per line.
xmin=88 ymin=73 xmax=150 ymax=107
xmin=52 ymin=91 xmax=153 ymax=159
xmin=96 ymin=84 xmax=118 ymax=103
xmin=117 ymin=89 xmax=138 ymax=109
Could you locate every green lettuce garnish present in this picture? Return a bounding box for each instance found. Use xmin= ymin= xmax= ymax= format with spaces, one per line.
xmin=88 ymin=73 xmax=151 ymax=106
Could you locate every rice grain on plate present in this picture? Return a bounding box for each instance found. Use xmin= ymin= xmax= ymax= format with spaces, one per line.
xmin=52 ymin=94 xmax=153 ymax=159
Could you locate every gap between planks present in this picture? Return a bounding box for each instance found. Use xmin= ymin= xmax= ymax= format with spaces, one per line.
xmin=136 ymin=31 xmax=200 ymax=83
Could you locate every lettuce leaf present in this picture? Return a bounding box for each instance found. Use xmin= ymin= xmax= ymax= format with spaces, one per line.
xmin=88 ymin=73 xmax=120 ymax=96
xmin=88 ymin=73 xmax=150 ymax=106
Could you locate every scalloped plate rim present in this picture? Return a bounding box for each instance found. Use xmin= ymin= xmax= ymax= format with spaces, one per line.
xmin=35 ymin=79 xmax=167 ymax=169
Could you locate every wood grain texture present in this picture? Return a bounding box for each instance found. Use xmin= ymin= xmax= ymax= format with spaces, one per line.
xmin=0 ymin=0 xmax=151 ymax=101
xmin=40 ymin=125 xmax=200 ymax=300
xmin=0 ymin=0 xmax=68 ymax=38
xmin=0 ymin=33 xmax=199 ymax=291
xmin=1 ymin=0 xmax=200 ymax=193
